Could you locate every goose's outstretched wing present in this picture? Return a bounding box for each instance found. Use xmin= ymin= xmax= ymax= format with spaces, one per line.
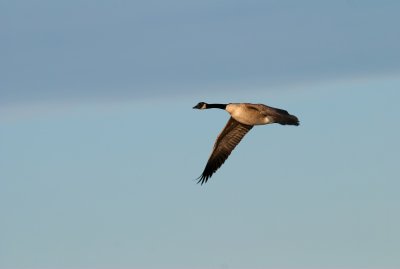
xmin=198 ymin=117 xmax=253 ymax=184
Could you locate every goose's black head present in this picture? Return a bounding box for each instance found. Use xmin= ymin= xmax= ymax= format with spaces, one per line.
xmin=193 ymin=102 xmax=207 ymax=109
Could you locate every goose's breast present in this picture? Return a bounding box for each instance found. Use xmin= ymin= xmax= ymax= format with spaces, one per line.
xmin=227 ymin=104 xmax=271 ymax=125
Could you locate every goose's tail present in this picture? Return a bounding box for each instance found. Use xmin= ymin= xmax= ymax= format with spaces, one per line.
xmin=274 ymin=108 xmax=300 ymax=126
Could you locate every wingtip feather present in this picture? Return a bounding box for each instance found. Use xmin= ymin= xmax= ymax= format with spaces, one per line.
xmin=196 ymin=174 xmax=209 ymax=185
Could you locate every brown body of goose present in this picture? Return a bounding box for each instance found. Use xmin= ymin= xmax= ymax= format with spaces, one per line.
xmin=193 ymin=102 xmax=299 ymax=184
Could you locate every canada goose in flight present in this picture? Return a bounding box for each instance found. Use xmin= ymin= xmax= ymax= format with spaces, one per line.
xmin=193 ymin=102 xmax=299 ymax=184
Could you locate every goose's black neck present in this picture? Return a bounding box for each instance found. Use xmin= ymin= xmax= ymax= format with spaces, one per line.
xmin=206 ymin=103 xmax=227 ymax=109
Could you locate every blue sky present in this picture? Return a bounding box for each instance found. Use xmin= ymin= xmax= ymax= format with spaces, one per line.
xmin=1 ymin=1 xmax=400 ymax=269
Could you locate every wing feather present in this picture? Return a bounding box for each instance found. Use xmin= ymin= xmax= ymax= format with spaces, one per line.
xmin=197 ymin=117 xmax=253 ymax=184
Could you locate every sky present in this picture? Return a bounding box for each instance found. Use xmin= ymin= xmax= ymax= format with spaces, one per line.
xmin=1 ymin=1 xmax=400 ymax=269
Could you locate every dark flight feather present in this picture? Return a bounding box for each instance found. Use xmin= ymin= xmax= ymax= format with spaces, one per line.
xmin=197 ymin=117 xmax=253 ymax=184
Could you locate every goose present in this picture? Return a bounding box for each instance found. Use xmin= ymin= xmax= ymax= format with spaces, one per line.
xmin=193 ymin=102 xmax=299 ymax=184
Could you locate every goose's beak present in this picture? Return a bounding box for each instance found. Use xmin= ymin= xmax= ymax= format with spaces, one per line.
xmin=193 ymin=102 xmax=204 ymax=109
